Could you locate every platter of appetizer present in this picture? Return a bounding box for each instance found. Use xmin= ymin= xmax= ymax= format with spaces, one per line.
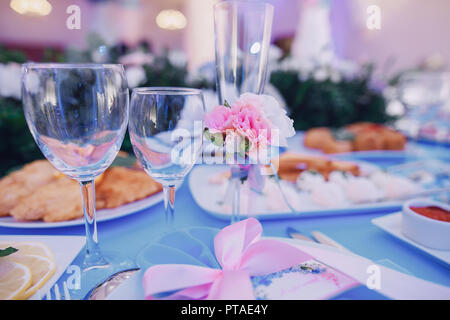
xmin=188 ymin=152 xmax=438 ymax=220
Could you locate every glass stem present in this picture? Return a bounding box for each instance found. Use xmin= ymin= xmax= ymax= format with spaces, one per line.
xmin=230 ymin=165 xmax=242 ymax=224
xmin=80 ymin=180 xmax=107 ymax=268
xmin=231 ymin=176 xmax=241 ymax=224
xmin=163 ymin=185 xmax=176 ymax=227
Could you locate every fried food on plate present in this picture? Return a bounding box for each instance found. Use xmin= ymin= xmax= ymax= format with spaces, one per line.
xmin=303 ymin=127 xmax=335 ymax=150
xmin=271 ymin=152 xmax=360 ymax=182
xmin=1 ymin=161 xmax=163 ymax=222
xmin=304 ymin=123 xmax=406 ymax=153
xmin=352 ymin=130 xmax=385 ymax=151
xmin=10 ymin=177 xmax=82 ymax=222
xmin=380 ymin=128 xmax=407 ymax=150
xmin=304 ymin=127 xmax=353 ymax=154
xmin=0 ymin=161 xmax=59 ymax=217
xmin=95 ymin=167 xmax=162 ymax=209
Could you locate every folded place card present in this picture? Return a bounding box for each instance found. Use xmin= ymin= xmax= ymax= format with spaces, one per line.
xmin=251 ymin=259 xmax=389 ymax=300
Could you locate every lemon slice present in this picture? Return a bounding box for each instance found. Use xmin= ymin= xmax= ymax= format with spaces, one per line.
xmin=0 ymin=241 xmax=15 ymax=249
xmin=5 ymin=242 xmax=54 ymax=260
xmin=6 ymin=254 xmax=56 ymax=299
xmin=0 ymin=260 xmax=32 ymax=300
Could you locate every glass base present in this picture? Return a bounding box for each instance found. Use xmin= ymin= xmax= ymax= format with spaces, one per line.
xmin=64 ymin=250 xmax=137 ymax=300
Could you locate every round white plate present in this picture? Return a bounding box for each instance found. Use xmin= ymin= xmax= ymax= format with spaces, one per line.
xmin=0 ymin=192 xmax=163 ymax=229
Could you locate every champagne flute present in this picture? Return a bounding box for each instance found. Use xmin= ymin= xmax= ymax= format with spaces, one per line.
xmin=214 ymin=0 xmax=274 ymax=104
xmin=128 ymin=87 xmax=205 ymax=226
xmin=214 ymin=0 xmax=274 ymax=223
xmin=397 ymin=71 xmax=450 ymax=138
xmin=22 ymin=63 xmax=135 ymax=299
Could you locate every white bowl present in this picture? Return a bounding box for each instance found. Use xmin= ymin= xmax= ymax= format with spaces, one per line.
xmin=402 ymin=199 xmax=450 ymax=250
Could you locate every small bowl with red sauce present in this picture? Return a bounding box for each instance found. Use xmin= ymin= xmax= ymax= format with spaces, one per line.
xmin=402 ymin=199 xmax=450 ymax=250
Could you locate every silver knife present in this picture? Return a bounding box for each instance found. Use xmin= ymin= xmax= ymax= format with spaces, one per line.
xmin=287 ymin=227 xmax=352 ymax=253
xmin=286 ymin=227 xmax=316 ymax=242
xmin=311 ymin=231 xmax=352 ymax=253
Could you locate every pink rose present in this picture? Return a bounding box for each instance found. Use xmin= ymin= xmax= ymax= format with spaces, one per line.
xmin=230 ymin=104 xmax=271 ymax=147
xmin=203 ymin=105 xmax=233 ymax=133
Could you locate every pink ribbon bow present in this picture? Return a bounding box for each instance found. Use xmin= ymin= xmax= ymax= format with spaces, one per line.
xmin=142 ymin=218 xmax=312 ymax=300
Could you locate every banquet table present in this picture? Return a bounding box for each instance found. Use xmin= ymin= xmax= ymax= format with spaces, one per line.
xmin=1 ymin=133 xmax=450 ymax=299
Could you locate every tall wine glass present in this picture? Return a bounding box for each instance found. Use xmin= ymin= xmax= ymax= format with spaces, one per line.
xmin=214 ymin=0 xmax=274 ymax=104
xmin=128 ymin=87 xmax=205 ymax=226
xmin=214 ymin=0 xmax=274 ymax=223
xmin=22 ymin=63 xmax=135 ymax=299
xmin=397 ymin=71 xmax=450 ymax=138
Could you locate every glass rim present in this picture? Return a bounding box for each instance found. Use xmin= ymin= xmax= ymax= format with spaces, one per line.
xmin=214 ymin=0 xmax=274 ymax=10
xmin=22 ymin=62 xmax=124 ymax=70
xmin=132 ymin=87 xmax=203 ymax=96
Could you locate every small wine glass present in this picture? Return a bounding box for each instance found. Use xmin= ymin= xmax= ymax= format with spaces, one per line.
xmin=22 ymin=63 xmax=136 ymax=299
xmin=397 ymin=71 xmax=450 ymax=138
xmin=128 ymin=87 xmax=205 ymax=226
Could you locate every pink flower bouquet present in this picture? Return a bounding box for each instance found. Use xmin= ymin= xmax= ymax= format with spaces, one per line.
xmin=204 ymin=93 xmax=295 ymax=162
xmin=204 ymin=93 xmax=295 ymax=222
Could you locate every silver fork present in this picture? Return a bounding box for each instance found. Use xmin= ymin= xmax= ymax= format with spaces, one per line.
xmin=38 ymin=281 xmax=71 ymax=300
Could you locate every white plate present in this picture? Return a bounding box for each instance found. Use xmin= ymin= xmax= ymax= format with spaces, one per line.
xmin=189 ymin=163 xmax=406 ymax=221
xmin=0 ymin=235 xmax=85 ymax=300
xmin=371 ymin=212 xmax=450 ymax=268
xmin=0 ymin=192 xmax=163 ymax=229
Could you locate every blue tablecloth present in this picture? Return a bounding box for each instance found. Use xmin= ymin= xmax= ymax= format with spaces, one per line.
xmin=1 ymin=135 xmax=449 ymax=298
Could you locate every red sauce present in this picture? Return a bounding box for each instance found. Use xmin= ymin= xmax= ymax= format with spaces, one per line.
xmin=410 ymin=206 xmax=450 ymax=223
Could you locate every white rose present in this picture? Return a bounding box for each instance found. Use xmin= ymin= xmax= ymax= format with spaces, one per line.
xmin=263 ymin=83 xmax=286 ymax=110
xmin=168 ymin=50 xmax=187 ymax=68
xmin=333 ymin=59 xmax=359 ymax=78
xmin=125 ymin=66 xmax=146 ymax=88
xmin=313 ymin=67 xmax=328 ymax=81
xmin=119 ymin=51 xmax=154 ymax=66
xmin=268 ymin=45 xmax=283 ymax=62
xmin=239 ymin=92 xmax=295 ymax=147
xmin=329 ymin=70 xmax=341 ymax=83
xmin=0 ymin=63 xmax=22 ymax=99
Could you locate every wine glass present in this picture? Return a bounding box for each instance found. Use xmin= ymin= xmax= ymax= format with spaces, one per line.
xmin=397 ymin=71 xmax=450 ymax=138
xmin=214 ymin=0 xmax=274 ymax=223
xmin=128 ymin=87 xmax=205 ymax=226
xmin=214 ymin=0 xmax=274 ymax=104
xmin=22 ymin=63 xmax=135 ymax=299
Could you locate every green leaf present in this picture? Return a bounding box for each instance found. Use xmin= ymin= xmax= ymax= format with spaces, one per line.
xmin=223 ymin=100 xmax=232 ymax=108
xmin=0 ymin=247 xmax=18 ymax=257
xmin=239 ymin=137 xmax=251 ymax=156
xmin=203 ymin=128 xmax=211 ymax=141
xmin=211 ymin=132 xmax=224 ymax=146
